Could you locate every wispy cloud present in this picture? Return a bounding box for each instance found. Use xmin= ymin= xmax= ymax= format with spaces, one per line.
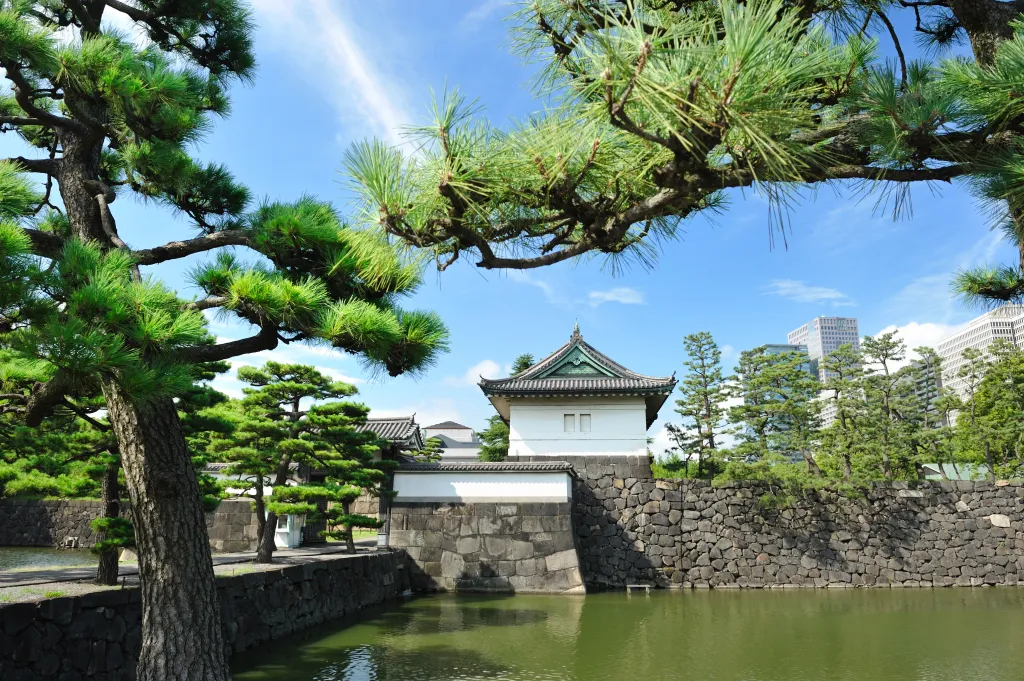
xmin=761 ymin=279 xmax=855 ymax=307
xmin=248 ymin=0 xmax=411 ymax=144
xmin=885 ymin=229 xmax=1007 ymax=324
xmin=460 ymin=0 xmax=510 ymax=29
xmin=506 ymin=270 xmax=562 ymax=305
xmin=588 ymin=287 xmax=645 ymax=307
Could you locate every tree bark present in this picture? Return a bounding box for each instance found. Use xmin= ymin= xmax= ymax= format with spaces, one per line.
xmin=102 ymin=380 xmax=229 ymax=681
xmin=95 ymin=459 xmax=121 ymax=586
xmin=948 ymin=0 xmax=1017 ymax=66
xmin=342 ymin=501 xmax=355 ymax=554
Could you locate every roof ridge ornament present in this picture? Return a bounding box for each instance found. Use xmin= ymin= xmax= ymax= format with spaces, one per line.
xmin=572 ymin=320 xmax=580 ymax=338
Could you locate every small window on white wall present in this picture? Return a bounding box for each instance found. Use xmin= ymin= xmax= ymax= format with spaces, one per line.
xmin=563 ymin=414 xmax=575 ymax=433
xmin=580 ymin=414 xmax=592 ymax=433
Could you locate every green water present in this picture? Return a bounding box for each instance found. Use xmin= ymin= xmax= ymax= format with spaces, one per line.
xmin=0 ymin=547 xmax=97 ymax=570
xmin=233 ymin=589 xmax=1024 ymax=681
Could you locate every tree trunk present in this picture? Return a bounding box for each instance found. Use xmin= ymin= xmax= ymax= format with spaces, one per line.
xmin=95 ymin=459 xmax=120 ymax=586
xmin=256 ymin=510 xmax=277 ymax=563
xmin=343 ymin=501 xmax=355 ymax=554
xmin=101 ymin=381 xmax=229 ymax=681
xmin=984 ymin=441 xmax=996 ymax=482
xmin=802 ymin=450 xmax=822 ymax=477
xmin=948 ymin=0 xmax=1017 ymax=66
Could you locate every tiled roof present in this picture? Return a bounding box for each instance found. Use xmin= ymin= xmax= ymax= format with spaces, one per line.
xmin=424 ymin=420 xmax=472 ymax=430
xmin=480 ymin=376 xmax=676 ymax=396
xmin=355 ymin=416 xmax=419 ymax=442
xmin=397 ymin=461 xmax=574 ymax=473
xmin=479 ymin=327 xmax=676 ymax=396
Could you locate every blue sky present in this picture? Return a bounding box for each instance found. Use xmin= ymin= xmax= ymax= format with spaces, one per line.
xmin=5 ymin=2 xmax=1019 ymax=452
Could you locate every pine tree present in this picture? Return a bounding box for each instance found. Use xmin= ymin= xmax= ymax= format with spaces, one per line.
xmin=225 ymin=362 xmax=359 ymax=563
xmin=0 ymin=4 xmax=448 ymax=678
xmin=670 ymin=332 xmax=725 ymax=479
xmin=727 ymin=347 xmax=823 ymax=476
xmin=478 ymin=415 xmax=510 ymax=462
xmin=298 ymin=401 xmax=388 ymax=553
xmin=819 ymin=344 xmax=867 ymax=482
xmin=348 ymin=0 xmax=1024 ymax=309
xmin=861 ymin=331 xmax=908 ymax=479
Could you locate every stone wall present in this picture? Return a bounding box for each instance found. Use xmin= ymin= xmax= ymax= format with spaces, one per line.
xmin=206 ymin=499 xmax=260 ymax=553
xmin=0 ymin=498 xmax=259 ymax=553
xmin=0 ymin=551 xmax=410 ymax=680
xmin=545 ymin=455 xmax=1024 ymax=589
xmin=389 ymin=501 xmax=585 ymax=594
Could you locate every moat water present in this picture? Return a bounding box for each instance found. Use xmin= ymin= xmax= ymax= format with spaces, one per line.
xmin=233 ymin=589 xmax=1024 ymax=681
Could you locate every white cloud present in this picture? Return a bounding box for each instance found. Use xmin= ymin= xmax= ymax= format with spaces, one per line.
xmin=867 ymin=321 xmax=966 ymax=371
xmin=248 ymin=0 xmax=411 ymax=144
xmin=762 ymin=279 xmax=855 ymax=307
xmin=444 ymin=359 xmax=506 ymax=387
xmin=587 ymin=287 xmax=645 ymax=307
xmin=460 ymin=0 xmax=509 ymax=28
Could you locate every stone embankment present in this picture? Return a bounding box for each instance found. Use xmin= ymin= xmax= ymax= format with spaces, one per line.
xmin=389 ymin=500 xmax=584 ymax=593
xmin=0 ymin=498 xmax=259 ymax=552
xmin=0 ymin=551 xmax=409 ymax=680
xmin=561 ymin=455 xmax=1024 ymax=589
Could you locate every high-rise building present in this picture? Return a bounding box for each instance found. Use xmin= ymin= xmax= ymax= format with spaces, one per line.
xmin=787 ymin=316 xmax=860 ymax=381
xmin=937 ymin=304 xmax=1024 ymax=399
xmin=786 ymin=317 xmax=859 ymax=427
xmin=762 ymin=343 xmax=818 ymax=378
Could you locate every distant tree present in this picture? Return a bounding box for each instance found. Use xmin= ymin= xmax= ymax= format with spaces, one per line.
xmin=478 ymin=415 xmax=510 ymax=462
xmin=861 ymin=331 xmax=909 ymax=479
xmin=412 ymin=436 xmax=445 ymax=462
xmin=818 ymin=344 xmax=867 ymax=482
xmin=962 ymin=341 xmax=1024 ymax=478
xmin=671 ymin=332 xmax=726 ymax=479
xmin=511 ymin=353 xmax=536 ymax=375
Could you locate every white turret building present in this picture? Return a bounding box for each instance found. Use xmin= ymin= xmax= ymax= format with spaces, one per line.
xmin=479 ymin=325 xmax=677 ymax=459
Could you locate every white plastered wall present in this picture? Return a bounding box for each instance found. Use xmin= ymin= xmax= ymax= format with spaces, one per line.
xmin=392 ymin=471 xmax=572 ymax=502
xmin=508 ymin=397 xmax=648 ymax=458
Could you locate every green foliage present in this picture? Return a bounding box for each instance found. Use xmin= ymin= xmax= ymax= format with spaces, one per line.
xmin=90 ymin=516 xmax=134 ymax=554
xmin=655 ymin=328 xmax=1024 ymax=504
xmin=208 ymin=361 xmax=388 ymax=555
xmin=478 ymin=415 xmax=510 ymax=462
xmin=345 ymin=0 xmax=1024 ymax=290
xmin=668 ymin=332 xmax=726 ymax=479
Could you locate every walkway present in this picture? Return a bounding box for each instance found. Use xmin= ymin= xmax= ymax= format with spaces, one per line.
xmin=0 ymin=540 xmax=377 ymax=589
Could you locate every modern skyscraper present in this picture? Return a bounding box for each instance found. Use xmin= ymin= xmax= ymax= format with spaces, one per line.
xmin=762 ymin=343 xmax=818 ymax=378
xmin=787 ymin=316 xmax=860 ymax=380
xmin=937 ymin=304 xmax=1024 ymax=399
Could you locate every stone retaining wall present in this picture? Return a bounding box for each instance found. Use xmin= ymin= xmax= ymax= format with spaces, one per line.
xmin=537 ymin=455 xmax=1024 ymax=589
xmin=0 ymin=498 xmax=260 ymax=553
xmin=0 ymin=551 xmax=410 ymax=680
xmin=389 ymin=501 xmax=585 ymax=593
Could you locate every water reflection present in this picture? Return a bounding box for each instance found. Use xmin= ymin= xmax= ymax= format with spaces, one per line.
xmin=234 ymin=590 xmax=1024 ymax=681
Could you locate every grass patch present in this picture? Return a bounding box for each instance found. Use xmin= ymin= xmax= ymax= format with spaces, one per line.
xmin=44 ymin=590 xmax=64 ymax=598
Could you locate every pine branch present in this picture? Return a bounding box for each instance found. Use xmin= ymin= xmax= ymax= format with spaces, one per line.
xmin=174 ymin=326 xmax=279 ymax=363
xmin=21 ymin=228 xmax=64 ymax=260
xmin=0 ymin=60 xmax=92 ymax=135
xmin=133 ymin=229 xmax=253 ymax=266
xmin=4 ymin=156 xmax=58 ymax=175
